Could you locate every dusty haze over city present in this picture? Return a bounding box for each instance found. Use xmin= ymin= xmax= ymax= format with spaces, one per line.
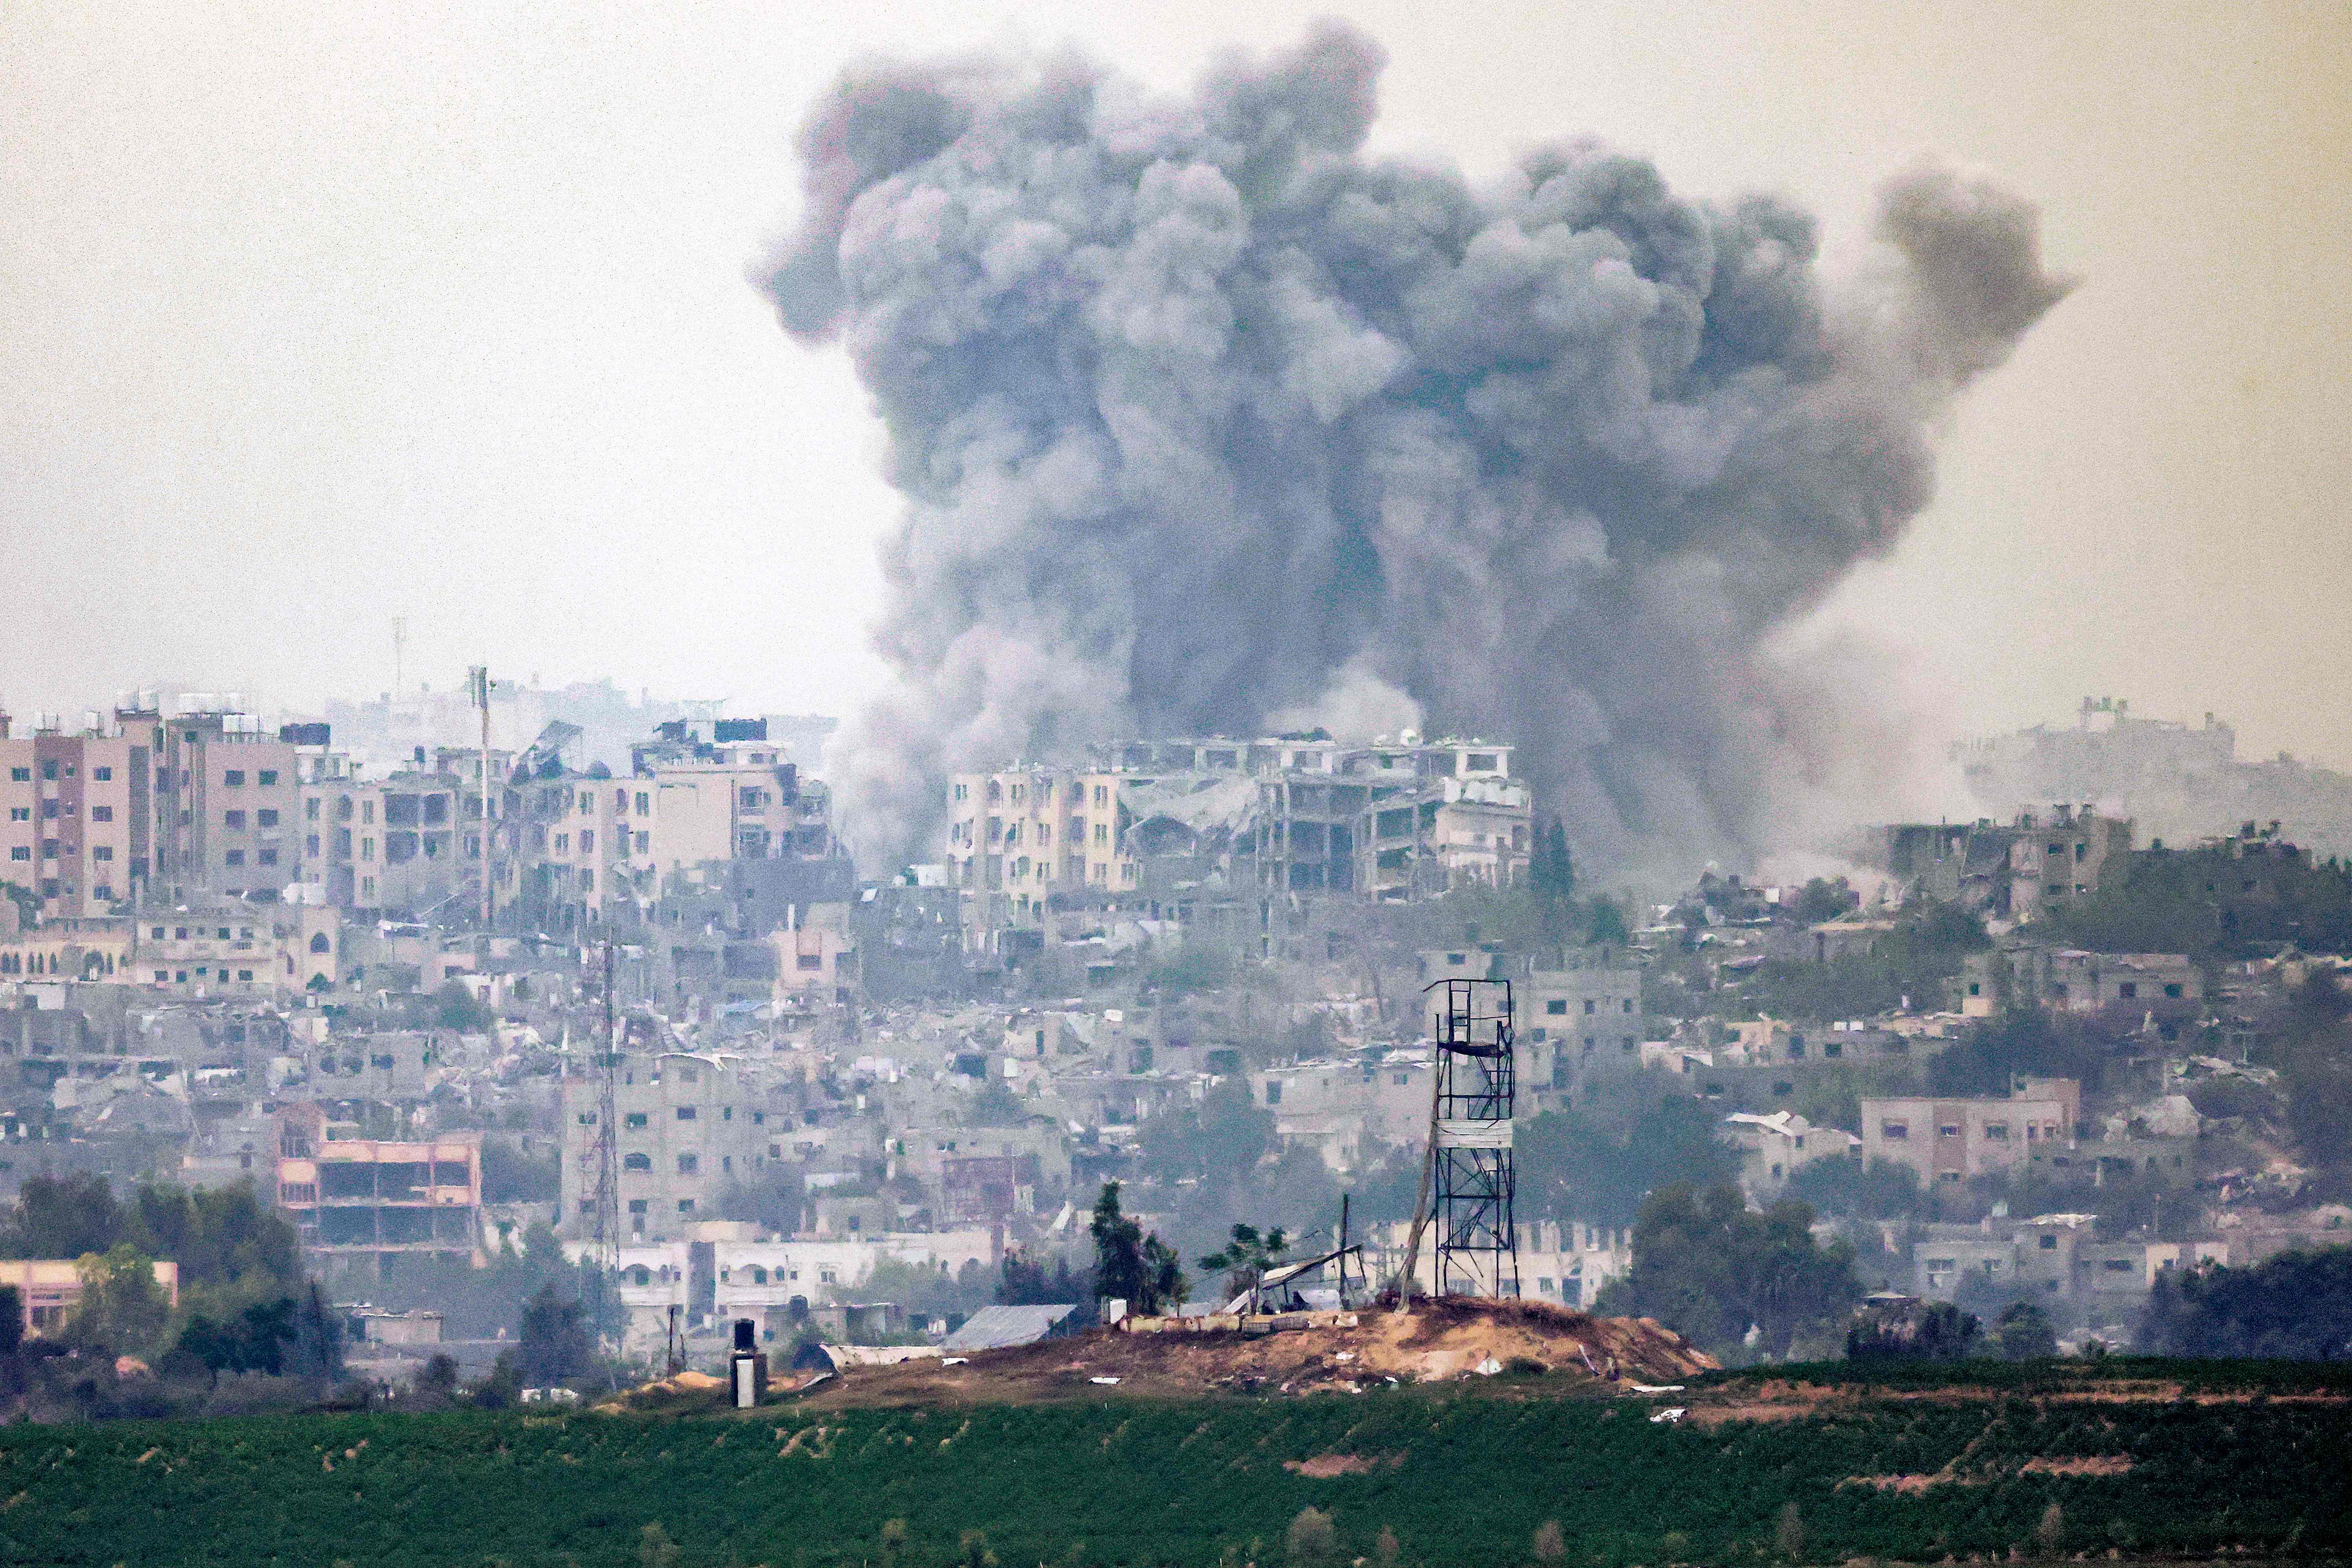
xmin=5 ymin=1 xmax=2348 ymax=863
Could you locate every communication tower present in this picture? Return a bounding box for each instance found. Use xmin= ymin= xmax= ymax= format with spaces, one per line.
xmin=588 ymin=941 xmax=622 ymax=1273
xmin=1428 ymin=976 xmax=1519 ymax=1298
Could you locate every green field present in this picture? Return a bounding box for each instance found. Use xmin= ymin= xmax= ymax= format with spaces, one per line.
xmin=0 ymin=1363 xmax=2347 ymax=1567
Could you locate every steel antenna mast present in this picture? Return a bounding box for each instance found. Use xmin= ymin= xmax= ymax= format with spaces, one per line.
xmin=590 ymin=938 xmax=622 ymax=1273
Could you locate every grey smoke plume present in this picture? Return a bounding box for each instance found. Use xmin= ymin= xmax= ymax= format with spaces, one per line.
xmin=762 ymin=23 xmax=2073 ymax=877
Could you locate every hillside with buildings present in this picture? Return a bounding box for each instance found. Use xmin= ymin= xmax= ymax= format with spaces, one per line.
xmin=0 ymin=694 xmax=2348 ymax=1419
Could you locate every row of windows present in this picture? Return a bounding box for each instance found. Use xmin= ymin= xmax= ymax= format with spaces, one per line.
xmin=6 ymin=763 xmax=118 ymax=782
xmin=4 ymin=802 xmax=121 ymax=823
xmin=1542 ymin=997 xmax=1637 ymax=1016
xmin=621 ymin=1153 xmax=733 ymax=1175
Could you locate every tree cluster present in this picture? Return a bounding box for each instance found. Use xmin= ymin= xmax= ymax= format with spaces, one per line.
xmin=1089 ymin=1183 xmax=1185 ymax=1316
xmin=1595 ymin=1182 xmax=1864 ymax=1360
xmin=2140 ymin=1247 xmax=2352 ymax=1359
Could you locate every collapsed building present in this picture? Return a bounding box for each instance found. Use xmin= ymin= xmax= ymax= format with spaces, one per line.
xmin=942 ymin=733 xmax=1531 ymax=962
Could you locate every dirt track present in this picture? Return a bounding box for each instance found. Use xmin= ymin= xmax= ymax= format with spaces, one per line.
xmin=779 ymin=1299 xmax=1718 ymax=1410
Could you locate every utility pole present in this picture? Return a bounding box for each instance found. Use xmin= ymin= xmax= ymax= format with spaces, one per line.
xmin=393 ymin=617 xmax=406 ymax=704
xmin=467 ymin=665 xmax=493 ymax=929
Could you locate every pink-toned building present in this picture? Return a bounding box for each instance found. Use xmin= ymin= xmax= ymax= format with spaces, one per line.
xmin=0 ymin=711 xmax=154 ymax=919
xmin=0 ymin=1258 xmax=179 ymax=1338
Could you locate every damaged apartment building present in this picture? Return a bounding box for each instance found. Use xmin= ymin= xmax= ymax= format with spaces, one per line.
xmin=1857 ymin=804 xmax=2132 ymax=922
xmin=942 ymin=732 xmax=1532 ymax=962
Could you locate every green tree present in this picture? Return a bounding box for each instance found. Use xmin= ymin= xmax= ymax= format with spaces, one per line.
xmin=1595 ymin=1182 xmax=1863 ymax=1359
xmin=1198 ymin=1223 xmax=1289 ymax=1304
xmin=1517 ymin=1094 xmax=1739 ymax=1227
xmin=1847 ymin=1299 xmax=1978 ymax=1361
xmin=433 ymin=980 xmax=494 ymax=1031
xmin=2140 ymin=1246 xmax=2352 ymax=1358
xmin=966 ymin=1078 xmax=1031 ymax=1127
xmin=480 ymin=1139 xmax=561 ymax=1203
xmin=1785 ymin=1156 xmax=1922 ymax=1221
xmin=1586 ymin=899 xmax=1631 ymax=948
xmin=996 ymin=1250 xmax=1090 ymax=1306
xmin=1531 ymin=819 xmax=1577 ymax=949
xmin=1136 ymin=1078 xmax=1273 ymax=1187
xmin=1790 ymin=878 xmax=1860 ymax=924
xmin=1145 ymin=943 xmax=1236 ymax=996
xmin=289 ymin=1283 xmax=347 ymax=1382
xmin=517 ymin=1283 xmax=595 ymax=1386
xmin=0 ymin=1172 xmax=124 ymax=1260
xmin=1088 ymin=1182 xmax=1183 ymax=1314
xmin=1990 ymin=1300 xmax=2057 ymax=1360
xmin=67 ymin=1243 xmax=172 ymax=1356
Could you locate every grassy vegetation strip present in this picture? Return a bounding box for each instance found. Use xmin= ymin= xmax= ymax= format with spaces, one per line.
xmin=0 ymin=1391 xmax=2344 ymax=1566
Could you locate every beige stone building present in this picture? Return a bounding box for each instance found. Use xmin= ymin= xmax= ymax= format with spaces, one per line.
xmin=2008 ymin=806 xmax=2131 ymax=923
xmin=1859 ymin=1077 xmax=2080 ymax=1189
xmin=558 ymin=1052 xmax=769 ymax=1243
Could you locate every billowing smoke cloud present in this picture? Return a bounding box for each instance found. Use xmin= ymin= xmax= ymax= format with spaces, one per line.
xmin=762 ymin=22 xmax=2072 ymax=878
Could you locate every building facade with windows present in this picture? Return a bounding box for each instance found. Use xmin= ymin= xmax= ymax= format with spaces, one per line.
xmin=1859 ymin=1078 xmax=2080 ymax=1188
xmin=274 ymin=1103 xmax=483 ymax=1280
xmin=1519 ymin=964 xmax=1646 ymax=1104
xmin=0 ymin=712 xmax=154 ymax=919
xmin=557 ymin=1052 xmax=767 ymax=1243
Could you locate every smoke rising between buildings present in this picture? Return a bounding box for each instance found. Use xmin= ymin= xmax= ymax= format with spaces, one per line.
xmin=761 ymin=21 xmax=2072 ymax=876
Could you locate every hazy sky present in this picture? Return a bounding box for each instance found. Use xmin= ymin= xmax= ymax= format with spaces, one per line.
xmin=4 ymin=2 xmax=2346 ymax=767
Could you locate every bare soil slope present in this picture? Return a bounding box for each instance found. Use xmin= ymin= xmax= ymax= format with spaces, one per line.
xmin=780 ymin=1299 xmax=1717 ymax=1410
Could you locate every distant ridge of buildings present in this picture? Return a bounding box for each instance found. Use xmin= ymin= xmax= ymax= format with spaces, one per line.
xmin=1962 ymin=697 xmax=2352 ymax=860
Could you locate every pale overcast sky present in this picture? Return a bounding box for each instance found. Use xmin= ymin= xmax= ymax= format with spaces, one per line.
xmin=4 ymin=2 xmax=2346 ymax=765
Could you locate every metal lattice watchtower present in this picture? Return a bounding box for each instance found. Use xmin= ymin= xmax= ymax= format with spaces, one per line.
xmin=1428 ymin=977 xmax=1519 ymax=1299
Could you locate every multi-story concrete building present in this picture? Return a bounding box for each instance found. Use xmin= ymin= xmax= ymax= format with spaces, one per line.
xmin=943 ymin=766 xmax=1120 ymax=958
xmin=2007 ymin=806 xmax=2132 ymax=924
xmin=0 ymin=709 xmax=156 ymax=918
xmin=943 ymin=735 xmax=1531 ymax=959
xmin=129 ymin=899 xmax=341 ymax=996
xmin=274 ymin=1103 xmax=482 ymax=1281
xmin=1722 ymin=1110 xmax=1859 ymax=1199
xmin=1249 ymin=1054 xmax=1434 ymax=1170
xmin=152 ymin=706 xmax=310 ymax=900
xmin=297 ymin=745 xmax=508 ymax=918
xmin=305 ymin=1030 xmax=437 ymax=1101
xmin=1859 ymin=1078 xmax=2080 ymax=1190
xmin=1961 ymin=944 xmax=2202 ymax=1020
xmin=557 ymin=1051 xmax=768 ymax=1243
xmin=1519 ymin=964 xmax=1646 ymax=1101
xmin=514 ymin=766 xmax=628 ymax=929
xmin=0 ymin=1258 xmax=178 ymax=1339
xmin=629 ymin=720 xmax=828 ymax=891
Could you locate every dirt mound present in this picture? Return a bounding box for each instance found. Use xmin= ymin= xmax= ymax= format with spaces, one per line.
xmin=784 ymin=1299 xmax=1715 ymax=1410
xmin=595 ymin=1368 xmax=728 ymax=1414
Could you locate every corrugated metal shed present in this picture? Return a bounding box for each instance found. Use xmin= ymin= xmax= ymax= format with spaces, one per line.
xmin=940 ymin=1304 xmax=1080 ymax=1352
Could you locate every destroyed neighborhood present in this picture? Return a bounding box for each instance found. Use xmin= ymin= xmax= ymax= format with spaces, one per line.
xmin=0 ymin=683 xmax=2347 ymax=1400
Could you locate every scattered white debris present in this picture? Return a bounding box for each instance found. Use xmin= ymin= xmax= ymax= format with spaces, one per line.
xmin=1649 ymin=1407 xmax=1686 ymax=1424
xmin=1474 ymin=1356 xmax=1503 ymax=1377
xmin=1332 ymin=1351 xmax=1356 ymax=1363
xmin=1089 ymin=1376 xmax=1122 ymax=1385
